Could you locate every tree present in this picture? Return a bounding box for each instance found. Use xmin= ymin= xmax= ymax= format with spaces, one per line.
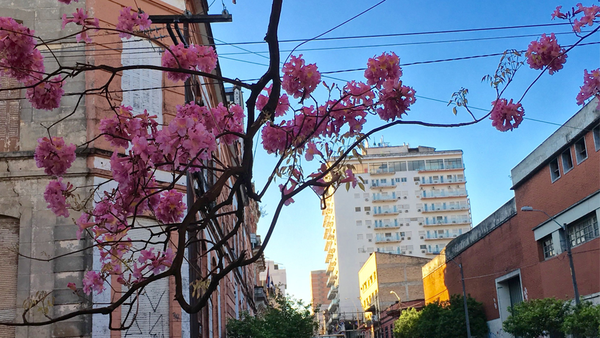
xmin=562 ymin=301 xmax=600 ymax=338
xmin=0 ymin=0 xmax=599 ymax=331
xmin=226 ymin=294 xmax=317 ymax=338
xmin=503 ymin=298 xmax=569 ymax=338
xmin=393 ymin=307 xmax=421 ymax=338
xmin=394 ymin=295 xmax=488 ymax=338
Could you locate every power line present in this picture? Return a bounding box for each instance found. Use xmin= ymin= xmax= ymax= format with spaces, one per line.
xmin=214 ymin=22 xmax=575 ymax=46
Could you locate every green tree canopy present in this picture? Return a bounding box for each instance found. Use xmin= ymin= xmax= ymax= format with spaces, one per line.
xmin=226 ymin=294 xmax=318 ymax=338
xmin=502 ymin=298 xmax=568 ymax=338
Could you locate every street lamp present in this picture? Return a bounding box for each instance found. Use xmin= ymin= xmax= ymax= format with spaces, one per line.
xmin=390 ymin=290 xmax=401 ymax=302
xmin=521 ymin=206 xmax=580 ymax=305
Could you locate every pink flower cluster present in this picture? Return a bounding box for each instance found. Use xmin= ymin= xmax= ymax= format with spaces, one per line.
xmin=34 ymin=136 xmax=77 ymax=176
xmin=550 ymin=4 xmax=600 ymax=33
xmin=281 ymin=55 xmax=321 ymax=100
xmin=62 ymin=8 xmax=100 ymax=43
xmin=376 ymin=79 xmax=416 ymax=121
xmin=364 ymin=52 xmax=402 ymax=86
xmin=162 ymin=44 xmax=218 ymax=82
xmin=576 ymin=68 xmax=600 ymax=108
xmin=490 ymin=98 xmax=524 ymax=132
xmin=43 ymin=178 xmax=71 ymax=217
xmin=0 ymin=17 xmax=44 ymax=82
xmin=155 ymin=190 xmax=185 ymax=224
xmin=26 ymin=76 xmax=65 ymax=110
xmin=256 ymin=85 xmax=290 ymax=117
xmin=82 ymin=270 xmax=104 ymax=295
xmin=116 ymin=6 xmax=151 ymax=38
xmin=525 ymin=33 xmax=567 ymax=74
xmin=136 ymin=248 xmax=175 ymax=276
xmin=99 ymin=106 xmax=158 ymax=149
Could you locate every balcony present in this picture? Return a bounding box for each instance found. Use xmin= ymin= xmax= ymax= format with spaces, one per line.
xmin=325 ymin=251 xmax=333 ymax=263
xmin=372 ymin=195 xmax=398 ymax=203
xmin=328 ymin=298 xmax=340 ymax=312
xmin=376 ymin=247 xmax=402 ymax=254
xmin=425 ymin=232 xmax=451 ymax=240
xmin=326 ymin=260 xmax=335 ymax=273
xmin=420 ymin=178 xmax=466 ymax=186
xmin=374 ymin=221 xmax=400 ymax=230
xmin=373 ymin=208 xmax=400 ymax=216
xmin=375 ymin=234 xmax=402 ymax=243
xmin=370 ymin=182 xmax=397 ymax=189
xmin=418 ymin=165 xmax=464 ymax=173
xmin=426 ymin=250 xmax=442 ymax=255
xmin=424 ymin=218 xmax=470 ymax=226
xmin=327 ymin=286 xmax=338 ymax=300
xmin=421 ymin=190 xmax=468 ymax=200
xmin=422 ymin=205 xmax=469 ymax=213
xmin=327 ymin=273 xmax=337 ymax=287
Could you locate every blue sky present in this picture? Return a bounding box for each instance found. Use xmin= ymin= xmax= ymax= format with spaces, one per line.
xmin=208 ymin=0 xmax=599 ymax=304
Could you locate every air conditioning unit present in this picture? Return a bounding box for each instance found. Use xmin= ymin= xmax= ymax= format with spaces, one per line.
xmin=401 ymin=237 xmax=405 ymax=240
xmin=415 ymin=182 xmax=419 ymax=185
xmin=417 ymin=209 xmax=422 ymax=212
xmin=452 ymin=221 xmax=456 ymax=223
xmin=439 ymin=235 xmax=444 ymax=238
xmin=367 ymin=226 xmax=371 ymax=228
xmin=399 ymin=223 xmax=403 ymax=226
xmin=421 ymin=250 xmax=426 ymax=253
xmin=407 ymin=237 xmax=411 ymax=240
xmin=365 ymin=198 xmax=369 ymax=202
xmin=419 ymin=222 xmax=423 ymax=225
xmin=405 ymin=210 xmax=409 ymax=213
xmin=403 ymin=196 xmax=407 ymax=199
xmin=366 ymin=212 xmax=370 ymax=215
xmin=420 ymin=236 xmax=424 ymax=239
xmin=386 ymin=239 xmax=390 ymax=242
xmin=408 ymin=251 xmax=412 ymax=254
xmin=368 ymin=239 xmax=372 ymax=242
xmin=450 ymin=207 xmax=455 ymax=209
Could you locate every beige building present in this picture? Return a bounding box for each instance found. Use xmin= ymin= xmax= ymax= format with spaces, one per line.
xmin=310 ymin=270 xmax=331 ymax=335
xmin=358 ymin=252 xmax=429 ymax=315
xmin=323 ymin=143 xmax=472 ymax=328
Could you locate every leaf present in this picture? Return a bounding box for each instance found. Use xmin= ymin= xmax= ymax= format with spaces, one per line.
xmin=453 ymin=107 xmax=457 ymax=115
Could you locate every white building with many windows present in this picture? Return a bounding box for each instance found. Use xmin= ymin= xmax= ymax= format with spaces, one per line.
xmin=323 ymin=143 xmax=472 ymax=324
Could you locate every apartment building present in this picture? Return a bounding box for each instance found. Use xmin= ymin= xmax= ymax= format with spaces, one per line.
xmin=323 ymin=143 xmax=472 ymax=327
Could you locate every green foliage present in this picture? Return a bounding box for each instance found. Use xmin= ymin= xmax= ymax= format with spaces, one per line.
xmin=226 ymin=294 xmax=318 ymax=338
xmin=502 ymin=298 xmax=568 ymax=338
xmin=393 ymin=295 xmax=488 ymax=338
xmin=562 ymin=301 xmax=600 ymax=337
xmin=393 ymin=307 xmax=421 ymax=338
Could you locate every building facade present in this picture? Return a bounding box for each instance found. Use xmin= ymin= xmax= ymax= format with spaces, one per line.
xmin=259 ymin=260 xmax=287 ymax=296
xmin=323 ymin=144 xmax=472 ymax=324
xmin=310 ymin=270 xmax=332 ymax=335
xmin=422 ymin=101 xmax=600 ymax=337
xmin=0 ymin=1 xmax=262 ymax=337
xmin=358 ymin=253 xmax=429 ymax=338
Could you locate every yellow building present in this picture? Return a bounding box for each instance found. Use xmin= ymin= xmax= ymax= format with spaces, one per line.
xmin=358 ymin=252 xmax=430 ymax=318
xmin=421 ymin=248 xmax=450 ymax=304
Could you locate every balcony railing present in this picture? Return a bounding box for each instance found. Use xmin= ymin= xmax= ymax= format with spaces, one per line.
xmin=422 ymin=204 xmax=469 ymax=212
xmin=374 ymin=221 xmax=400 ymax=229
xmin=375 ymin=234 xmax=402 ymax=243
xmin=370 ymin=168 xmax=396 ymax=175
xmin=327 ymin=273 xmax=337 ymax=287
xmin=419 ymin=164 xmax=465 ymax=172
xmin=372 ymin=195 xmax=398 ymax=203
xmin=421 ymin=190 xmax=467 ymax=199
xmin=424 ymin=218 xmax=470 ymax=226
xmin=327 ymin=286 xmax=338 ymax=300
xmin=425 ymin=232 xmax=451 ymax=240
xmin=373 ymin=208 xmax=399 ymax=216
xmin=370 ymin=182 xmax=397 ymax=189
xmin=328 ymin=298 xmax=340 ymax=312
xmin=420 ymin=178 xmax=466 ymax=185
xmin=376 ymin=248 xmax=402 ymax=254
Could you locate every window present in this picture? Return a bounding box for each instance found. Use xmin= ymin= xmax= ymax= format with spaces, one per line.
xmin=420 ymin=245 xmax=427 ymax=249
xmin=356 ymin=220 xmax=363 ymax=226
xmin=0 ymin=75 xmax=21 ymax=152
xmin=568 ymin=213 xmax=599 ymax=247
xmin=401 ymin=177 xmax=407 ymax=182
xmin=355 ymin=207 xmax=361 ymax=212
xmin=541 ymin=235 xmax=555 ymax=259
xmin=425 ymin=159 xmax=444 ymax=170
xmin=357 ymin=234 xmax=364 ymax=240
xmin=594 ymin=124 xmax=600 ymax=151
xmin=561 ymin=149 xmax=573 ymax=173
xmin=444 ymin=158 xmax=463 ymax=169
xmin=354 ymin=193 xmax=360 ymax=199
xmin=413 ymin=177 xmax=420 ymax=182
xmin=574 ymin=137 xmax=587 ymax=164
xmin=366 ymin=234 xmax=373 ymax=240
xmin=364 ymin=206 xmax=371 ymax=212
xmin=549 ymin=158 xmax=560 ymax=182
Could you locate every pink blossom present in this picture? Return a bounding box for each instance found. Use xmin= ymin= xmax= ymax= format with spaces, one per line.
xmin=364 ymin=52 xmax=402 ymax=87
xmin=261 ymin=122 xmax=290 ymax=155
xmin=99 ymin=106 xmax=143 ymax=148
xmin=551 ymin=6 xmax=567 ymax=19
xmin=62 ymin=8 xmax=100 ymax=43
xmin=67 ymin=282 xmax=77 ymax=291
xmin=279 ymin=183 xmax=295 ymax=206
xmin=576 ymin=68 xmax=600 ymax=107
xmin=572 ymin=4 xmax=600 ymax=32
xmin=34 ymin=136 xmax=77 ymax=176
xmin=155 ymin=190 xmax=185 ymax=224
xmin=256 ymin=85 xmax=290 ymax=117
xmin=0 ymin=17 xmax=45 ymax=82
xmin=376 ymin=79 xmax=416 ymax=121
xmin=281 ymin=55 xmax=321 ymax=100
xmin=210 ymin=103 xmax=245 ymax=144
xmin=490 ymin=98 xmax=524 ymax=132
xmin=525 ymin=33 xmax=567 ymax=75
xmin=82 ymin=271 xmax=104 ymax=295
xmin=340 ymin=169 xmax=358 ymax=188
xmin=162 ymin=44 xmax=218 ymax=82
xmin=26 ymin=75 xmax=65 ymax=110
xmin=305 ymin=142 xmax=322 ymax=161
xmin=44 ymin=178 xmax=71 ymax=217
xmin=76 ymin=213 xmax=95 ymax=240
xmin=116 ymin=7 xmax=152 ymax=38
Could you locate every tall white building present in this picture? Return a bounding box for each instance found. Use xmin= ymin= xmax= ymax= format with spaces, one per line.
xmin=323 ymin=143 xmax=472 ymax=320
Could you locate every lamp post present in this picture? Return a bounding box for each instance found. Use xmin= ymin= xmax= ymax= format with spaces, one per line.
xmin=448 ymin=258 xmax=472 ymax=338
xmin=390 ymin=290 xmax=401 ymax=302
xmin=521 ymin=206 xmax=580 ymax=305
